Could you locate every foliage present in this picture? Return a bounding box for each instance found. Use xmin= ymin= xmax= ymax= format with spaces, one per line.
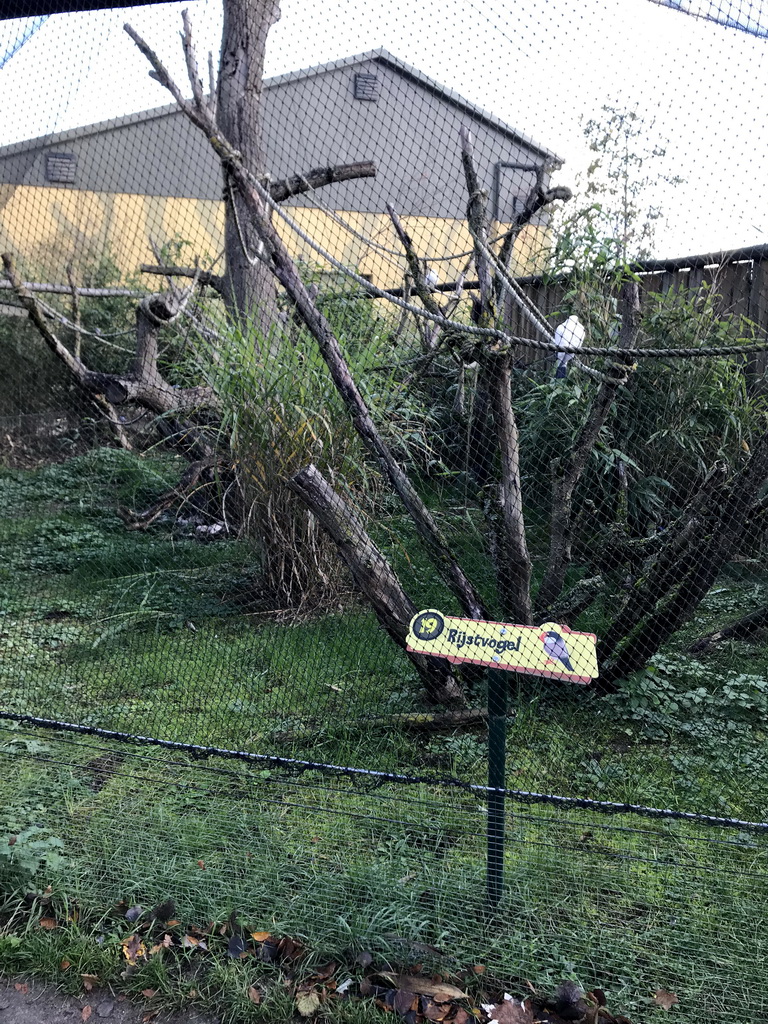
xmin=551 ymin=104 xmax=684 ymax=266
xmin=0 ymin=731 xmax=67 ymax=881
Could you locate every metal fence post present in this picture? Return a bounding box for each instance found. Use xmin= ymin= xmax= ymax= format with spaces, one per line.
xmin=486 ymin=666 xmax=508 ymax=910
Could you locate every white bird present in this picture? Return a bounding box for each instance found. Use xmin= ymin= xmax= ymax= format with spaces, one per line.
xmin=424 ymin=267 xmax=440 ymax=291
xmin=553 ymin=314 xmax=585 ymax=379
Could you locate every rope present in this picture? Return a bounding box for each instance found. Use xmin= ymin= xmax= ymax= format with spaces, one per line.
xmin=244 ymin=169 xmax=768 ymax=360
xmin=283 ymin=174 xmax=412 ymax=263
xmin=37 ymin=299 xmax=136 ymax=347
xmin=2 ymin=709 xmax=767 ymax=833
xmin=276 ymin=171 xmax=526 ymax=266
xmin=227 ymin=173 xmax=265 ymax=266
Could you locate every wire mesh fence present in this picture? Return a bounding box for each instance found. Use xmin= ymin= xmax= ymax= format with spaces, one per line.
xmin=2 ymin=0 xmax=768 ymax=1020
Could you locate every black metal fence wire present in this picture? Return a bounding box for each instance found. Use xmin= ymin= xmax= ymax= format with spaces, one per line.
xmin=2 ymin=0 xmax=768 ymax=1019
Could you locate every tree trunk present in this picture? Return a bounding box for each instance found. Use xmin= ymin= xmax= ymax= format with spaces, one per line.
xmin=535 ymin=281 xmax=640 ymax=617
xmin=287 ymin=464 xmax=465 ymax=705
xmin=217 ymin=0 xmax=282 ymax=336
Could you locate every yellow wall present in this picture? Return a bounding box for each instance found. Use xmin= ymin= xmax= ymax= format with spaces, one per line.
xmin=0 ymin=185 xmax=549 ymax=289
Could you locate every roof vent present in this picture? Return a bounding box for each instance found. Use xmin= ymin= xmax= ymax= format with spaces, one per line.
xmin=45 ymin=152 xmax=76 ymax=184
xmin=354 ymin=73 xmax=379 ymax=101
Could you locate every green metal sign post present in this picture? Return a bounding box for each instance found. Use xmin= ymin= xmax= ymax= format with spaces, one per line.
xmin=486 ymin=666 xmax=509 ymax=910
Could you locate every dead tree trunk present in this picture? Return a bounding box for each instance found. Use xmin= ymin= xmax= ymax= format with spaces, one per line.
xmin=688 ymin=605 xmax=768 ymax=654
xmin=460 ymin=126 xmax=532 ymax=624
xmin=287 ymin=465 xmax=464 ymax=704
xmin=217 ymin=0 xmax=282 ymax=335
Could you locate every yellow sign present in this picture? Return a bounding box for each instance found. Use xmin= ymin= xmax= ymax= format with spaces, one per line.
xmin=406 ymin=609 xmax=598 ymax=684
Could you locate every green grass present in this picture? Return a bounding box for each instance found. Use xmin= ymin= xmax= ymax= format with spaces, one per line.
xmin=1 ymin=448 xmax=768 ymax=1020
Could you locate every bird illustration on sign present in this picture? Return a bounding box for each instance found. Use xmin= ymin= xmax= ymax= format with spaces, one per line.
xmin=540 ymin=629 xmax=574 ymax=672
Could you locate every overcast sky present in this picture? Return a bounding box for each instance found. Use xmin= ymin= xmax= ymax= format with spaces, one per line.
xmin=1 ymin=0 xmax=767 ymax=258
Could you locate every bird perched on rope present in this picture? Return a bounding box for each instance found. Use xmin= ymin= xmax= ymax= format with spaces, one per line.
xmin=553 ymin=314 xmax=585 ymax=378
xmin=424 ymin=266 xmax=440 ymax=291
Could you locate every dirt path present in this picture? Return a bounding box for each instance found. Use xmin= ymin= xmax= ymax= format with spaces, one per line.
xmin=0 ymin=980 xmax=216 ymax=1024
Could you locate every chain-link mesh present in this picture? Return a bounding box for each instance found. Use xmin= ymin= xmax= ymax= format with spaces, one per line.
xmin=2 ymin=1 xmax=768 ymax=1020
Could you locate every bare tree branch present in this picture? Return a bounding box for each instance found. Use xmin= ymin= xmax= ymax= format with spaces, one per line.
xmin=460 ymin=126 xmax=494 ymax=319
xmin=3 ymin=251 xmax=217 ymax=460
xmin=124 ymin=16 xmax=488 ymax=623
xmin=0 ymin=280 xmax=144 ymax=298
xmin=65 ymin=262 xmax=82 ymax=360
xmin=386 ymin=203 xmax=445 ymax=321
xmin=458 ymin=127 xmax=532 ymax=622
xmin=271 ymin=161 xmax=376 ymax=202
xmin=535 ymin=281 xmax=640 ymax=617
xmin=487 ymin=354 xmax=532 ymax=623
xmin=497 ymin=179 xmax=573 ymax=275
xmin=288 ymin=464 xmax=465 ymax=705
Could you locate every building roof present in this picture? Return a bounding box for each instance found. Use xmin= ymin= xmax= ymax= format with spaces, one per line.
xmin=0 ymin=48 xmax=564 ymax=167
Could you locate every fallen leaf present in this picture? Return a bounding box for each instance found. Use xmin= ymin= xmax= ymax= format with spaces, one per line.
xmin=60 ymin=960 xmax=71 ymax=971
xmin=8 ymin=836 xmax=17 ymax=846
xmin=277 ymin=935 xmax=304 ymax=961
xmin=296 ymin=989 xmax=322 ymax=1016
xmin=142 ymin=1013 xmax=159 ymax=1023
xmin=14 ymin=984 xmax=28 ymax=994
xmin=654 ymin=989 xmax=679 ymax=1011
xmin=141 ymin=990 xmax=156 ymax=1000
xmin=313 ymin=962 xmax=338 ymax=981
xmin=471 ymin=965 xmax=486 ymax=975
xmin=394 ymin=990 xmax=417 ymax=1016
xmin=378 ymin=974 xmax=467 ymax=1003
xmin=38 ymin=917 xmax=57 ymax=930
xmin=82 ymin=1007 xmax=92 ymax=1022
xmin=247 ymin=986 xmax=261 ymax=1005
xmin=81 ymin=975 xmax=99 ymax=992
xmin=188 ymin=989 xmax=198 ymax=1000
xmin=453 ymin=1011 xmax=470 ymax=1024
xmin=251 ymin=930 xmax=271 ymax=942
xmin=197 ymin=860 xmax=205 ymax=869
xmin=150 ymin=899 xmax=176 ymax=923
xmin=423 ymin=999 xmax=450 ymax=1021
xmin=482 ymin=997 xmax=533 ymax=1024
xmin=120 ymin=935 xmax=147 ymax=966
xmin=148 ymin=934 xmax=174 ymax=955
xmin=227 ymin=933 xmax=248 ymax=958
